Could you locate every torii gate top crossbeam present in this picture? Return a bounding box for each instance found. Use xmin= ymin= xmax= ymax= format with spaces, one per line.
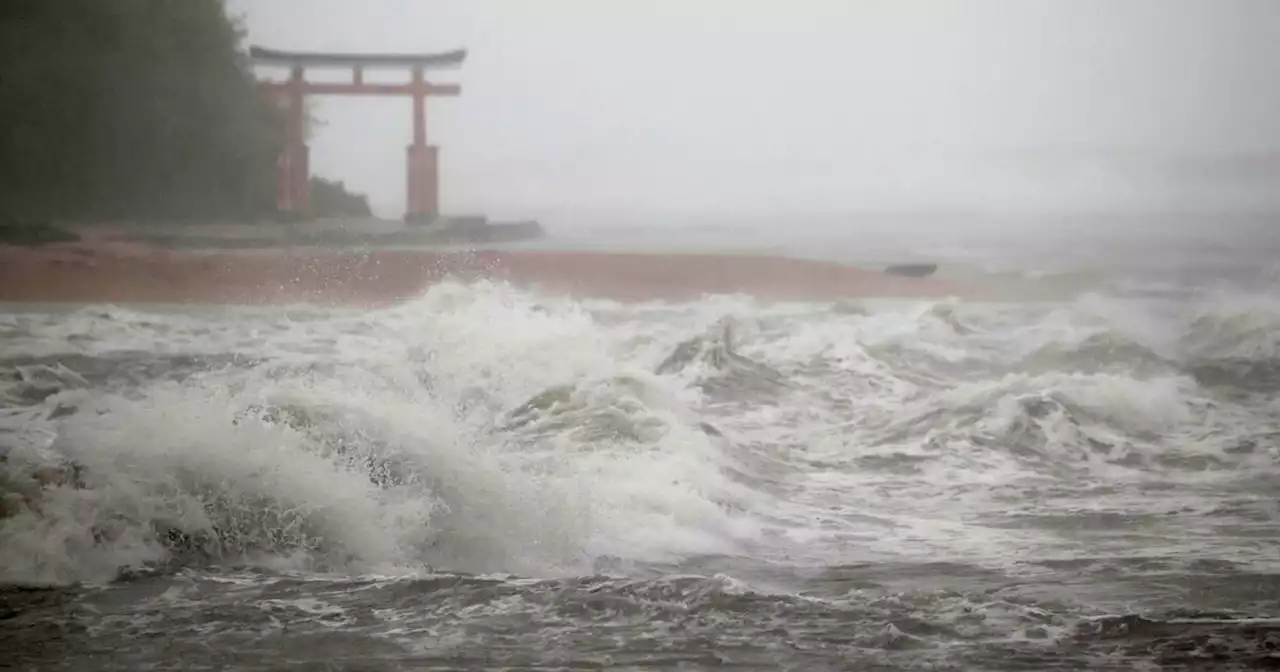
xmin=248 ymin=46 xmax=467 ymax=70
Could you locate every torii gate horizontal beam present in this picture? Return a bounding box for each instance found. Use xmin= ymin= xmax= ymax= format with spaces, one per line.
xmin=258 ymin=81 xmax=462 ymax=97
xmin=248 ymin=46 xmax=467 ymax=70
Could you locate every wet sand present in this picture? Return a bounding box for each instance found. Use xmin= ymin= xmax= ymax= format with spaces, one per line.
xmin=0 ymin=243 xmax=966 ymax=306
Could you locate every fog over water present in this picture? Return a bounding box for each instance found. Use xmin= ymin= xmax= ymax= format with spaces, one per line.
xmin=229 ymin=0 xmax=1280 ymax=222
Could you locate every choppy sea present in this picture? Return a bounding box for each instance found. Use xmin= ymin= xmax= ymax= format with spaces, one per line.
xmin=2 ymin=217 xmax=1279 ymax=670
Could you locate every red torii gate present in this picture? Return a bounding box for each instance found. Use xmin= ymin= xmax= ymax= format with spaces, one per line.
xmin=249 ymin=46 xmax=466 ymax=222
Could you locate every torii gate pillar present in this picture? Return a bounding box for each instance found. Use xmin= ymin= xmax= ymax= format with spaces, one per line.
xmin=250 ymin=46 xmax=465 ymax=223
xmin=277 ymin=66 xmax=309 ymax=216
xmin=406 ymin=67 xmax=440 ymax=223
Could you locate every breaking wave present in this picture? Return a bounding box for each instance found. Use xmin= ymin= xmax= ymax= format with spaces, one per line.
xmin=2 ymin=280 xmax=1279 ymax=587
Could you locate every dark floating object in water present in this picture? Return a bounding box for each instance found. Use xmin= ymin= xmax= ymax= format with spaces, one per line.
xmin=697 ymin=422 xmax=723 ymax=437
xmin=883 ymin=263 xmax=938 ymax=279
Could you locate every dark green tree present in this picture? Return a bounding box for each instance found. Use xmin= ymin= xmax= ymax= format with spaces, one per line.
xmin=0 ymin=0 xmax=284 ymax=222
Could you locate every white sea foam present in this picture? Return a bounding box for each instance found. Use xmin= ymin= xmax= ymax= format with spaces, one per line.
xmin=2 ymin=275 xmax=1279 ymax=585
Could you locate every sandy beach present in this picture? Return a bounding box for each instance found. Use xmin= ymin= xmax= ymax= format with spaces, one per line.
xmin=0 ymin=239 xmax=964 ymax=306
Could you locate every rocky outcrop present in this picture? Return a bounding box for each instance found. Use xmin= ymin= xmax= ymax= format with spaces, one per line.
xmin=883 ymin=263 xmax=938 ymax=278
xmin=422 ymin=216 xmax=545 ymax=244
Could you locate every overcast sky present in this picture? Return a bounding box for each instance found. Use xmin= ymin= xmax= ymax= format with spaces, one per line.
xmin=228 ymin=0 xmax=1280 ymax=219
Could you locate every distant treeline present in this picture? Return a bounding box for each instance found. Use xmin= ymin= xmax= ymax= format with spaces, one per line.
xmin=309 ymin=177 xmax=371 ymax=218
xmin=0 ymin=0 xmax=367 ymax=224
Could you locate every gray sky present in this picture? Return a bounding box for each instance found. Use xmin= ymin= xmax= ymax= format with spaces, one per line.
xmin=228 ymin=0 xmax=1280 ymax=219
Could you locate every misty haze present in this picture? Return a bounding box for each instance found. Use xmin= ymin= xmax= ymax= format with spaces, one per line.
xmin=2 ymin=1 xmax=1279 ymax=670
xmin=238 ymin=0 xmax=1280 ymax=218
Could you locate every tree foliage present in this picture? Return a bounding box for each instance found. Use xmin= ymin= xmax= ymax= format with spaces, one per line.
xmin=309 ymin=177 xmax=372 ymax=218
xmin=0 ymin=0 xmax=286 ymax=221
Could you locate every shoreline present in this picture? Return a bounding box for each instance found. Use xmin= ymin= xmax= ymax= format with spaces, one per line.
xmin=0 ymin=241 xmax=970 ymax=307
